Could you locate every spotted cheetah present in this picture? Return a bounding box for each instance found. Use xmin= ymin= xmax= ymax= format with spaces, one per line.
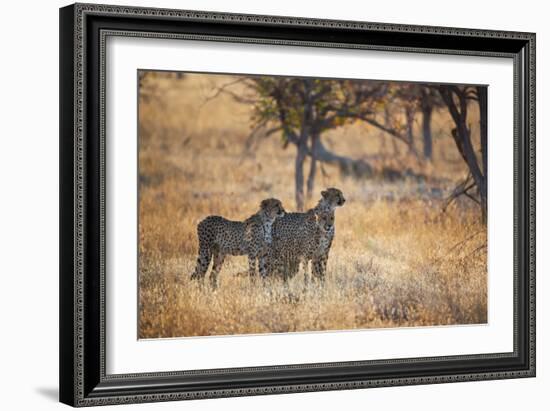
xmin=271 ymin=209 xmax=334 ymax=285
xmin=309 ymin=210 xmax=335 ymax=281
xmin=190 ymin=198 xmax=285 ymax=288
xmin=269 ymin=188 xmax=345 ymax=281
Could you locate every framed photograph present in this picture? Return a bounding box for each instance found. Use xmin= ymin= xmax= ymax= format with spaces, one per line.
xmin=59 ymin=3 xmax=535 ymax=407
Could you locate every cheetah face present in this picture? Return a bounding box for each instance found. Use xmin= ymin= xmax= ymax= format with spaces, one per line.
xmin=260 ymin=198 xmax=286 ymax=220
xmin=321 ymin=188 xmax=346 ymax=208
xmin=317 ymin=212 xmax=334 ymax=232
xmin=307 ymin=210 xmax=334 ymax=232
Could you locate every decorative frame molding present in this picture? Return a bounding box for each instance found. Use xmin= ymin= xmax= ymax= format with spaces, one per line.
xmin=60 ymin=3 xmax=535 ymax=407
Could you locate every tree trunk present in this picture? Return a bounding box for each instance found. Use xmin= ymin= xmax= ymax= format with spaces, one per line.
xmin=294 ymin=81 xmax=314 ymax=210
xmin=406 ymin=107 xmax=415 ymax=149
xmin=477 ymin=86 xmax=488 ymax=221
xmin=452 ymin=118 xmax=484 ymax=201
xmin=384 ymin=107 xmax=400 ymax=156
xmin=306 ymin=134 xmax=319 ymax=200
xmin=421 ymin=103 xmax=433 ymax=160
xmin=440 ymin=86 xmax=487 ymax=222
xmin=294 ymin=139 xmax=308 ymax=211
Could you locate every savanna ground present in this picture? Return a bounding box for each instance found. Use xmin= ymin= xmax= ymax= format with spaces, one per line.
xmin=138 ymin=72 xmax=487 ymax=338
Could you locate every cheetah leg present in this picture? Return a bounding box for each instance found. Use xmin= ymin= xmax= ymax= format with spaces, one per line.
xmin=320 ymin=256 xmax=328 ymax=281
xmin=190 ymin=246 xmax=211 ymax=281
xmin=302 ymin=258 xmax=311 ymax=289
xmin=311 ymin=259 xmax=320 ymax=279
xmin=248 ymin=254 xmax=259 ymax=283
xmin=279 ymin=257 xmax=292 ymax=283
xmin=262 ymin=250 xmax=275 ymax=279
xmin=209 ymin=252 xmax=225 ymax=289
xmin=313 ymin=257 xmax=327 ymax=283
xmin=282 ymin=257 xmax=299 ymax=282
xmin=270 ymin=258 xmax=284 ymax=282
xmin=258 ymin=251 xmax=269 ymax=279
xmin=290 ymin=259 xmax=300 ymax=280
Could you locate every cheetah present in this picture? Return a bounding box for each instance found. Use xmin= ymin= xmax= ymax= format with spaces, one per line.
xmin=190 ymin=198 xmax=285 ymax=288
xmin=309 ymin=210 xmax=335 ymax=282
xmin=269 ymin=188 xmax=345 ymax=281
xmin=270 ymin=209 xmax=334 ymax=286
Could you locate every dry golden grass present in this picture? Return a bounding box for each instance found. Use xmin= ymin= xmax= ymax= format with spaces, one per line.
xmin=138 ymin=72 xmax=487 ymax=338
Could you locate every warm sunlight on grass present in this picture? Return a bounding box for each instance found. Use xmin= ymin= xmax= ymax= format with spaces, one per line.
xmin=138 ymin=72 xmax=487 ymax=338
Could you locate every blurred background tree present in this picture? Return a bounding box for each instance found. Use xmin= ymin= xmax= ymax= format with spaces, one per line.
xmin=229 ymin=77 xmax=424 ymax=210
xmin=185 ymin=73 xmax=487 ymax=219
xmin=438 ymin=85 xmax=487 ymax=221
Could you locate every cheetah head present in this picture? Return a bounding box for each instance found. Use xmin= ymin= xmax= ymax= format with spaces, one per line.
xmin=307 ymin=210 xmax=334 ymax=233
xmin=321 ymin=188 xmax=346 ymax=209
xmin=260 ymin=198 xmax=286 ymax=220
xmin=315 ymin=212 xmax=334 ymax=232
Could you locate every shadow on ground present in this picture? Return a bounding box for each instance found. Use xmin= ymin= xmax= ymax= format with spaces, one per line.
xmin=36 ymin=387 xmax=58 ymax=402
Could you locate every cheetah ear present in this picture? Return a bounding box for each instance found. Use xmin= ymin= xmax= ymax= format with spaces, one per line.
xmin=321 ymin=190 xmax=328 ymax=198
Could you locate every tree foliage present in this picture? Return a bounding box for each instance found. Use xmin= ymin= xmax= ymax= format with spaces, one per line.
xmin=210 ymin=75 xmax=487 ymax=219
xmin=237 ymin=76 xmax=423 ymax=209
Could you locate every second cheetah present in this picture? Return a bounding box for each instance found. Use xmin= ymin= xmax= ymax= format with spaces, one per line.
xmin=270 ymin=208 xmax=335 ymax=284
xmin=268 ymin=188 xmax=345 ymax=281
xmin=190 ymin=198 xmax=285 ymax=288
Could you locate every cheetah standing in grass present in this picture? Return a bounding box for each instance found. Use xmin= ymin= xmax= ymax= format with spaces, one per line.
xmin=292 ymin=208 xmax=336 ymax=285
xmin=190 ymin=198 xmax=285 ymax=288
xmin=309 ymin=209 xmax=336 ymax=282
xmin=269 ymin=188 xmax=345 ymax=282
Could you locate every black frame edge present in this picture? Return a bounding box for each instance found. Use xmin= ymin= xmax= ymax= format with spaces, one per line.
xmin=525 ymin=33 xmax=536 ymax=377
xmin=60 ymin=3 xmax=76 ymax=407
xmin=60 ymin=2 xmax=536 ymax=407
